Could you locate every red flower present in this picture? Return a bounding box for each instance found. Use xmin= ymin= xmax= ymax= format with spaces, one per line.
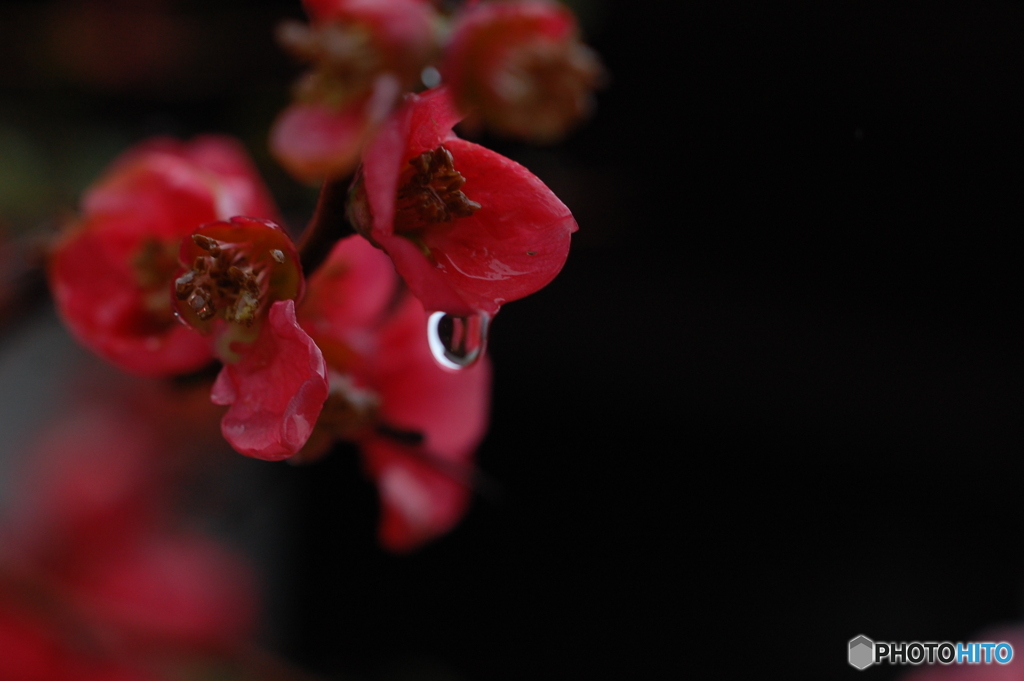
xmin=49 ymin=137 xmax=278 ymax=377
xmin=270 ymin=0 xmax=439 ymax=181
xmin=172 ymin=217 xmax=329 ymax=461
xmin=298 ymin=237 xmax=491 ymax=550
xmin=348 ymin=86 xmax=578 ymax=318
xmin=441 ymin=0 xmax=603 ymax=142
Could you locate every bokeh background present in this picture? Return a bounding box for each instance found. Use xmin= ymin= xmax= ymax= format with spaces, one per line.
xmin=3 ymin=1 xmax=1024 ymax=679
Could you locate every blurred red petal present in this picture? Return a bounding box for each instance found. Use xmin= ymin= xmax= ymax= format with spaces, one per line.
xmin=67 ymin=534 xmax=258 ymax=652
xmin=50 ymin=222 xmax=214 ymax=377
xmin=270 ymin=76 xmax=400 ymax=182
xmin=363 ymin=438 xmax=472 ymax=553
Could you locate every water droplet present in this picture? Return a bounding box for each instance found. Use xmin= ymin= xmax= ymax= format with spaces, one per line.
xmin=427 ymin=311 xmax=489 ymax=370
xmin=420 ymin=66 xmax=442 ymax=89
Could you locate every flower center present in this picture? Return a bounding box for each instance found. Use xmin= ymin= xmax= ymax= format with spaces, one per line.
xmin=394 ymin=146 xmax=481 ymax=235
xmin=174 ymin=234 xmax=285 ymax=327
xmin=133 ymin=238 xmax=180 ymax=316
xmin=492 ymin=38 xmax=603 ymax=140
xmin=277 ymin=20 xmax=382 ymax=109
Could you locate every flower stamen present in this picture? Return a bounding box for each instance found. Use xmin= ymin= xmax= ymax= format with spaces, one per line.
xmin=491 ymin=38 xmax=602 ymax=141
xmin=174 ymin=235 xmax=267 ymax=326
xmin=395 ymin=146 xmax=481 ymax=235
xmin=277 ymin=20 xmax=382 ymax=110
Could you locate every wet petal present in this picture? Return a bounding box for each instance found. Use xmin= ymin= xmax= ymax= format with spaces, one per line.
xmin=212 ymin=300 xmax=329 ymax=460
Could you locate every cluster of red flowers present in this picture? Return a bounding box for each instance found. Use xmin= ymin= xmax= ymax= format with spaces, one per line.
xmin=47 ymin=0 xmax=600 ymax=551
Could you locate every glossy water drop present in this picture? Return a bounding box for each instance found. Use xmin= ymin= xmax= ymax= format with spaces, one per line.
xmin=427 ymin=311 xmax=490 ymax=370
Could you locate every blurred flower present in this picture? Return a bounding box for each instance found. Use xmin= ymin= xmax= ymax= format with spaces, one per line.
xmin=0 ymin=405 xmax=260 ymax=671
xmin=298 ymin=236 xmax=490 ymax=551
xmin=347 ymin=86 xmax=578 ymax=317
xmin=441 ymin=0 xmax=604 ymax=142
xmin=270 ymin=0 xmax=440 ymax=181
xmin=49 ymin=137 xmax=279 ymax=378
xmin=173 ymin=217 xmax=328 ymax=460
xmin=1 ymin=410 xmax=163 ymax=569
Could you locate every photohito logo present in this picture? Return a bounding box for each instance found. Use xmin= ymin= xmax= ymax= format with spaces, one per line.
xmin=848 ymin=634 xmax=1014 ymax=670
xmin=849 ymin=635 xmax=874 ymax=670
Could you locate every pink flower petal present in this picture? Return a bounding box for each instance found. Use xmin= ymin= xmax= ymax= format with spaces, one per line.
xmin=212 ymin=300 xmax=329 ymax=460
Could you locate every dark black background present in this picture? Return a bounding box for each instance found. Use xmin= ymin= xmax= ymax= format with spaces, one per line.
xmin=4 ymin=1 xmax=1024 ymax=679
xmin=287 ymin=3 xmax=1024 ymax=679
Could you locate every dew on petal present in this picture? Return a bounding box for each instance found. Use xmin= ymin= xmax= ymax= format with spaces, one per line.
xmin=426 ymin=311 xmax=489 ymax=370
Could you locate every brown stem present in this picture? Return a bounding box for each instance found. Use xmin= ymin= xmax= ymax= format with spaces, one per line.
xmin=298 ymin=174 xmax=357 ymax=276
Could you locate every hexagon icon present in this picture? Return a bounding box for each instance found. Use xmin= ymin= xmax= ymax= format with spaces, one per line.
xmin=849 ymin=635 xmax=875 ymax=670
